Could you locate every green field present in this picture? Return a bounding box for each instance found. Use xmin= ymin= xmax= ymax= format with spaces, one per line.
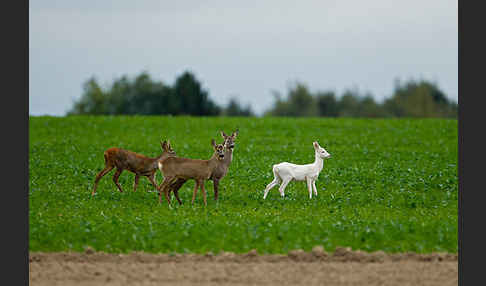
xmin=29 ymin=116 xmax=458 ymax=254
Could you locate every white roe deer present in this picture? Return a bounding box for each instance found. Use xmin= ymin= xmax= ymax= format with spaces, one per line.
xmin=157 ymin=139 xmax=226 ymax=207
xmin=92 ymin=140 xmax=176 ymax=196
xmin=263 ymin=141 xmax=331 ymax=199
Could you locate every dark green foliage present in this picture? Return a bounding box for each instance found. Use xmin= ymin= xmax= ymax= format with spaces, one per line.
xmin=69 ymin=71 xmax=456 ymax=119
xmin=337 ymin=91 xmax=361 ymax=117
xmin=29 ymin=116 xmax=457 ymax=254
xmin=172 ymin=72 xmax=221 ymax=116
xmin=224 ymin=97 xmax=254 ymax=116
xmin=267 ymin=83 xmax=317 ymax=117
xmin=383 ymin=79 xmax=458 ymax=118
xmin=316 ymin=92 xmax=339 ymax=117
xmin=68 ymin=71 xmax=221 ymax=116
xmin=266 ymin=79 xmax=457 ymax=118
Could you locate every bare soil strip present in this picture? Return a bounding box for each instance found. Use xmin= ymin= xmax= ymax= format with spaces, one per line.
xmin=29 ymin=249 xmax=457 ymax=286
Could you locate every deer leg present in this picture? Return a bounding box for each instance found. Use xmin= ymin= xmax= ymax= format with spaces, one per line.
xmin=312 ymin=180 xmax=318 ymax=196
xmin=213 ymin=179 xmax=219 ymax=201
xmin=306 ymin=177 xmax=313 ymax=199
xmin=191 ymin=180 xmax=200 ymax=205
xmin=201 ymin=181 xmax=207 ymax=206
xmin=147 ymin=173 xmax=158 ymax=192
xmin=112 ymin=168 xmax=124 ymax=193
xmin=170 ymin=178 xmax=187 ymax=193
xmin=157 ymin=176 xmax=169 ymax=192
xmin=133 ymin=174 xmax=140 ymax=192
xmin=163 ymin=189 xmax=172 ymax=207
xmin=173 ymin=189 xmax=183 ymax=205
xmin=278 ymin=179 xmax=291 ymax=198
xmin=158 ymin=177 xmax=173 ymax=206
xmin=263 ymin=178 xmax=280 ymax=199
xmin=167 ymin=178 xmax=185 ymax=205
xmin=92 ymin=165 xmax=114 ymax=196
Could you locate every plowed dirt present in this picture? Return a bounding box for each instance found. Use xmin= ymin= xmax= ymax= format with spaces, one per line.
xmin=29 ymin=249 xmax=457 ymax=286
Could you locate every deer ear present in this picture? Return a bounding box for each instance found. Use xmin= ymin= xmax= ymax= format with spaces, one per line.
xmin=220 ymin=131 xmax=227 ymax=138
xmin=211 ymin=139 xmax=216 ymax=147
xmin=161 ymin=140 xmax=168 ymax=150
xmin=232 ymin=129 xmax=239 ymax=138
xmin=313 ymin=141 xmax=319 ymax=149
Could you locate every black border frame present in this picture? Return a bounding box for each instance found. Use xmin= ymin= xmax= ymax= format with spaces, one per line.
xmin=4 ymin=0 xmax=29 ymax=285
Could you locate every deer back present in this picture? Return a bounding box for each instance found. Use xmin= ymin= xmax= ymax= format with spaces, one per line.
xmin=160 ymin=156 xmax=216 ymax=180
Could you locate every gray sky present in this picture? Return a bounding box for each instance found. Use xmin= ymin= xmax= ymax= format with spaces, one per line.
xmin=29 ymin=0 xmax=457 ymax=116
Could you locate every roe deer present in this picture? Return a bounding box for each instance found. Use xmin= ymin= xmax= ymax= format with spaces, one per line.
xmin=166 ymin=129 xmax=238 ymax=201
xmin=157 ymin=139 xmax=226 ymax=207
xmin=262 ymin=141 xmax=331 ymax=199
xmin=92 ymin=140 xmax=176 ymax=196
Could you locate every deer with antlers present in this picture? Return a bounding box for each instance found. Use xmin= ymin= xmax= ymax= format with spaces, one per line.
xmin=165 ymin=129 xmax=238 ymax=202
xmin=157 ymin=139 xmax=226 ymax=207
xmin=91 ymin=140 xmax=176 ymax=196
xmin=263 ymin=141 xmax=331 ymax=199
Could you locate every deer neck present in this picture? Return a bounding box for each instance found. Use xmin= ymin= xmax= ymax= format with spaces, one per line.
xmin=153 ymin=153 xmax=170 ymax=167
xmin=155 ymin=153 xmax=167 ymax=162
xmin=222 ymin=147 xmax=233 ymax=166
xmin=313 ymin=153 xmax=324 ymax=172
xmin=208 ymin=153 xmax=221 ymax=168
xmin=149 ymin=154 xmax=162 ymax=169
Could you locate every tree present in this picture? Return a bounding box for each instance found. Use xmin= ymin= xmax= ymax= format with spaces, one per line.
xmin=357 ymin=94 xmax=390 ymax=118
xmin=172 ymin=71 xmax=220 ymax=116
xmin=68 ymin=77 xmax=107 ymax=115
xmin=316 ymin=91 xmax=338 ymax=117
xmin=384 ymin=79 xmax=457 ymax=118
xmin=68 ymin=71 xmax=222 ymax=116
xmin=266 ymin=82 xmax=317 ymax=116
xmin=286 ymin=83 xmax=317 ymax=116
xmin=264 ymin=78 xmax=456 ymax=118
xmin=337 ymin=90 xmax=361 ymax=117
xmin=265 ymin=90 xmax=291 ymax=116
xmin=224 ymin=97 xmax=254 ymax=116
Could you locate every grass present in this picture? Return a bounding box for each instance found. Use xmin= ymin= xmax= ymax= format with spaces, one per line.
xmin=29 ymin=116 xmax=458 ymax=254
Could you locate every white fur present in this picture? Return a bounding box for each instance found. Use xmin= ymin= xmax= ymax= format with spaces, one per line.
xmin=263 ymin=141 xmax=331 ymax=199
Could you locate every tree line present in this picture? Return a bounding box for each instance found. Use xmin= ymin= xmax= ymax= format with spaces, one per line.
xmin=68 ymin=71 xmax=457 ymax=118
xmin=68 ymin=71 xmax=253 ymax=117
xmin=265 ymin=80 xmax=457 ymax=118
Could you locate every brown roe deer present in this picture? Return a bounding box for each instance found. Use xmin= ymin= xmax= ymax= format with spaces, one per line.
xmin=92 ymin=140 xmax=176 ymax=196
xmin=166 ymin=129 xmax=238 ymax=201
xmin=157 ymin=139 xmax=225 ymax=207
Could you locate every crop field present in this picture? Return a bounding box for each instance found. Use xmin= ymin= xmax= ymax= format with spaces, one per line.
xmin=29 ymin=116 xmax=458 ymax=255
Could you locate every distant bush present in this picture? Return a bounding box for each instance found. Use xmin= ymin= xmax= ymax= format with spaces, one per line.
xmin=68 ymin=71 xmax=221 ymax=116
xmin=69 ymin=71 xmax=456 ymax=118
xmin=265 ymin=79 xmax=457 ymax=118
xmin=383 ymin=79 xmax=457 ymax=118
xmin=223 ymin=97 xmax=254 ymax=117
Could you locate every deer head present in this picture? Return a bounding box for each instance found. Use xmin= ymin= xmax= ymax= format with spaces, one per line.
xmin=160 ymin=140 xmax=176 ymax=159
xmin=220 ymin=129 xmax=238 ymax=150
xmin=313 ymin=141 xmax=331 ymax=159
xmin=211 ymin=139 xmax=225 ymax=160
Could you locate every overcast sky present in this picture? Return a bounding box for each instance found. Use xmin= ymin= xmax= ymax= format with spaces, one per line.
xmin=29 ymin=0 xmax=457 ymax=116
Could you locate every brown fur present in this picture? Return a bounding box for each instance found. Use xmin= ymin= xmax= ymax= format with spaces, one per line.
xmin=166 ymin=129 xmax=238 ymax=201
xmin=91 ymin=140 xmax=176 ymax=196
xmin=157 ymin=139 xmax=225 ymax=207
